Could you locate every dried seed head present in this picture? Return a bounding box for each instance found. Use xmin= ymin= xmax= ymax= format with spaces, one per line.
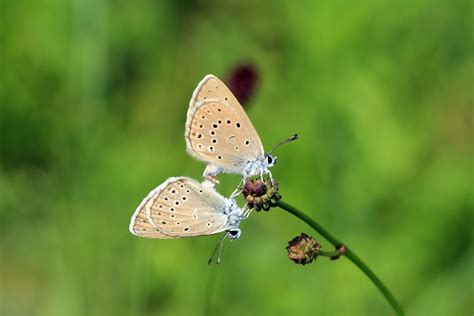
xmin=242 ymin=179 xmax=281 ymax=211
xmin=286 ymin=233 xmax=320 ymax=265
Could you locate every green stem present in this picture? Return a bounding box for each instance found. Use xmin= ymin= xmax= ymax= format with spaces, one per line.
xmin=277 ymin=200 xmax=404 ymax=316
xmin=318 ymin=249 xmax=340 ymax=258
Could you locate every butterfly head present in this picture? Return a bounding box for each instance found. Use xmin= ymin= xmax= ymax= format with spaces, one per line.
xmin=228 ymin=228 xmax=241 ymax=240
xmin=264 ymin=153 xmax=277 ymax=168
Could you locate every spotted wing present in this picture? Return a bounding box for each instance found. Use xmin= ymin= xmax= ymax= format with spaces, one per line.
xmin=147 ymin=177 xmax=232 ymax=238
xmin=185 ymin=75 xmax=264 ymax=174
xmin=129 ymin=188 xmax=174 ymax=239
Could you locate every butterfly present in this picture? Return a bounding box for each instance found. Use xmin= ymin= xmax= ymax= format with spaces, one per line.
xmin=129 ymin=176 xmax=244 ymax=240
xmin=185 ymin=74 xmax=297 ymax=186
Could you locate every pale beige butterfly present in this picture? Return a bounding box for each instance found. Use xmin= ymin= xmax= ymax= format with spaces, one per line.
xmin=185 ymin=74 xmax=297 ymax=186
xmin=129 ymin=177 xmax=243 ymax=240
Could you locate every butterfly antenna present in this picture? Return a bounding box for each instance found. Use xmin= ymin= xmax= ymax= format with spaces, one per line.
xmin=216 ymin=232 xmax=230 ymax=265
xmin=208 ymin=232 xmax=229 ymax=266
xmin=269 ymin=133 xmax=298 ymax=154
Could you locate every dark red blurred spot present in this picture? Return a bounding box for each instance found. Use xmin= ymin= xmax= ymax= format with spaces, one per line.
xmin=226 ymin=63 xmax=259 ymax=107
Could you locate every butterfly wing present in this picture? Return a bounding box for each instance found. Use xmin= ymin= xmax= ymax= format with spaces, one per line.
xmin=129 ymin=188 xmax=174 ymax=239
xmin=146 ymin=177 xmax=233 ymax=238
xmin=185 ymin=75 xmax=264 ymax=174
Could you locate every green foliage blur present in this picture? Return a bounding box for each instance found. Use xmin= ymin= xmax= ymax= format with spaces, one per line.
xmin=1 ymin=1 xmax=472 ymax=315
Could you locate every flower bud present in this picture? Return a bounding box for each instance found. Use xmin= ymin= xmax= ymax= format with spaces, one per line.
xmin=286 ymin=233 xmax=320 ymax=265
xmin=242 ymin=179 xmax=281 ymax=211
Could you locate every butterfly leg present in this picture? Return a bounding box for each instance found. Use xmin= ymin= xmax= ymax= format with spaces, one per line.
xmin=267 ymin=169 xmax=274 ymax=184
xmin=242 ymin=203 xmax=255 ymax=218
xmin=241 ymin=203 xmax=249 ymax=218
xmin=230 ymin=187 xmax=242 ymax=199
xmin=230 ymin=179 xmax=245 ymax=199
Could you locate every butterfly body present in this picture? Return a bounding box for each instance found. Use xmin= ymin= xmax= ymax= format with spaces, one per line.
xmin=243 ymin=154 xmax=276 ymax=178
xmin=221 ymin=198 xmax=242 ymax=228
xmin=185 ymin=74 xmax=276 ymax=183
xmin=129 ymin=177 xmax=244 ymax=239
xmin=202 ymin=153 xmax=275 ymax=180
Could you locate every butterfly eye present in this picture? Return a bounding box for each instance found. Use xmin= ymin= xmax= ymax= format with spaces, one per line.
xmin=228 ymin=228 xmax=241 ymax=239
xmin=267 ymin=156 xmax=273 ymax=164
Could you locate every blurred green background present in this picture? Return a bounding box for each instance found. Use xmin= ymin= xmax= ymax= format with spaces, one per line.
xmin=1 ymin=1 xmax=473 ymax=315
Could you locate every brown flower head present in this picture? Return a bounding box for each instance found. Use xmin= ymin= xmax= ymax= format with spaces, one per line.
xmin=286 ymin=233 xmax=321 ymax=265
xmin=226 ymin=63 xmax=259 ymax=107
xmin=242 ymin=178 xmax=281 ymax=211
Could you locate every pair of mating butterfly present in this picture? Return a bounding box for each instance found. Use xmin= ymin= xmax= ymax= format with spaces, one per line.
xmin=129 ymin=75 xmax=296 ymax=263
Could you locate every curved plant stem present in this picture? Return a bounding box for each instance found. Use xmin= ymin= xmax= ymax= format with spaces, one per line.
xmin=318 ymin=249 xmax=340 ymax=258
xmin=277 ymin=200 xmax=404 ymax=316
